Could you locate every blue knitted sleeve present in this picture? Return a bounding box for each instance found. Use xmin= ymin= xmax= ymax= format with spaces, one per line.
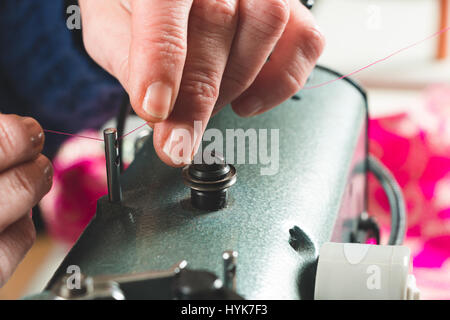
xmin=0 ymin=0 xmax=125 ymax=157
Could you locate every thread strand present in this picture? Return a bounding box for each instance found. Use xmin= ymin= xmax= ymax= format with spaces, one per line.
xmin=43 ymin=25 xmax=450 ymax=141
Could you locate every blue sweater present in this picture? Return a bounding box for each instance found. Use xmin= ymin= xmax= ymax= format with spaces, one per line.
xmin=0 ymin=0 xmax=124 ymax=157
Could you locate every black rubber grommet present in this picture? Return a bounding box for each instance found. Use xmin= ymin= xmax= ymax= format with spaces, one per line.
xmin=183 ymin=153 xmax=236 ymax=210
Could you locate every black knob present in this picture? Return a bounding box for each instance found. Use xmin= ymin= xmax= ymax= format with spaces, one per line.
xmin=301 ymin=0 xmax=314 ymax=10
xmin=182 ymin=152 xmax=236 ymax=210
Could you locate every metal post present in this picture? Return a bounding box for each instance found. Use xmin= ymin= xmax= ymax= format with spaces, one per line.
xmin=222 ymin=250 xmax=238 ymax=291
xmin=104 ymin=128 xmax=123 ymax=203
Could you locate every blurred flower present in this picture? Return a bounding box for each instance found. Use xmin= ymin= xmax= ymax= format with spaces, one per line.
xmin=369 ymin=84 xmax=450 ymax=299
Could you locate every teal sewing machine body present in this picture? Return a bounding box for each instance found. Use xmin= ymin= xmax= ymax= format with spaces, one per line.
xmin=33 ymin=66 xmax=368 ymax=300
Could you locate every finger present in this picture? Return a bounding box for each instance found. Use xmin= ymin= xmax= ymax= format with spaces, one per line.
xmin=214 ymin=0 xmax=290 ymax=112
xmin=153 ymin=0 xmax=239 ymax=166
xmin=231 ymin=1 xmax=325 ymax=117
xmin=0 ymin=115 xmax=44 ymax=172
xmin=0 ymin=155 xmax=53 ymax=233
xmin=79 ymin=0 xmax=132 ymax=90
xmin=0 ymin=215 xmax=35 ymax=288
xmin=127 ymin=0 xmax=193 ymax=123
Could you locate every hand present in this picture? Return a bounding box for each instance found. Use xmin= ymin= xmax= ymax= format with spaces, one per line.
xmin=0 ymin=114 xmax=53 ymax=287
xmin=79 ymin=0 xmax=325 ymax=166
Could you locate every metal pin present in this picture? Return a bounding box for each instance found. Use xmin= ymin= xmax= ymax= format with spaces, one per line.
xmin=104 ymin=128 xmax=122 ymax=203
xmin=222 ymin=250 xmax=238 ymax=291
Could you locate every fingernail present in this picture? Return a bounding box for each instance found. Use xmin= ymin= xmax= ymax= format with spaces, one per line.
xmin=142 ymin=82 xmax=173 ymax=120
xmin=36 ymin=155 xmax=53 ymax=185
xmin=163 ymin=124 xmax=203 ymax=165
xmin=44 ymin=163 xmax=53 ymax=184
xmin=23 ymin=117 xmax=44 ymax=148
xmin=236 ymin=95 xmax=264 ymax=117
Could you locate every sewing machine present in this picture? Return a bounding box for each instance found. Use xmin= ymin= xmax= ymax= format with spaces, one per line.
xmin=26 ymin=65 xmax=374 ymax=300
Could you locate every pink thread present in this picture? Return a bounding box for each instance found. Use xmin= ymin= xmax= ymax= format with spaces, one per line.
xmin=43 ymin=26 xmax=450 ymax=141
xmin=304 ymin=26 xmax=450 ymax=90
xmin=44 ymin=129 xmax=104 ymax=142
xmin=118 ymin=121 xmax=151 ymax=140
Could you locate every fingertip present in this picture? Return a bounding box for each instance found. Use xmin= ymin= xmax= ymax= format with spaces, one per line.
xmin=131 ymin=99 xmax=171 ymax=125
xmin=21 ymin=117 xmax=45 ymax=153
xmin=127 ymin=67 xmax=177 ymax=124
xmin=127 ymin=0 xmax=191 ymax=124
xmin=231 ymin=95 xmax=264 ymax=118
xmin=153 ymin=131 xmax=189 ymax=168
xmin=35 ymin=154 xmax=54 ymax=192
xmin=141 ymin=82 xmax=175 ymax=122
xmin=153 ymin=121 xmax=202 ymax=168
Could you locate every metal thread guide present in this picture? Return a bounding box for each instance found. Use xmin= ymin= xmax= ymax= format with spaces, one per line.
xmin=104 ymin=128 xmax=123 ymax=203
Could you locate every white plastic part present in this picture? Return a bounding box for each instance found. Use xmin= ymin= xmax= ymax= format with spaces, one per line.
xmin=406 ymin=274 xmax=420 ymax=300
xmin=314 ymin=242 xmax=420 ymax=300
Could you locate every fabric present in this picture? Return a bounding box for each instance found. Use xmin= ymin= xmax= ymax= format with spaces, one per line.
xmin=369 ymin=84 xmax=450 ymax=299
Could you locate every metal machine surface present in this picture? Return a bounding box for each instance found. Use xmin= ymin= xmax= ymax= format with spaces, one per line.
xmin=38 ymin=66 xmax=369 ymax=300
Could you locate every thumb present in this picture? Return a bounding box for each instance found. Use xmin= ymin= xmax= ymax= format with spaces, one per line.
xmin=126 ymin=0 xmax=193 ymax=123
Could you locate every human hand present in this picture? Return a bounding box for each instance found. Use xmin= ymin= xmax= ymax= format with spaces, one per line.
xmin=0 ymin=114 xmax=53 ymax=287
xmin=79 ymin=0 xmax=325 ymax=166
